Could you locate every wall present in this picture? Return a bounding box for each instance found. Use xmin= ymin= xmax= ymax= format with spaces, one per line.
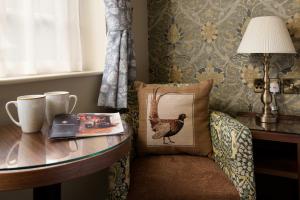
xmin=0 ymin=0 xmax=148 ymax=199
xmin=133 ymin=0 xmax=149 ymax=82
xmin=148 ymin=0 xmax=300 ymax=115
xmin=0 ymin=75 xmax=102 ymax=125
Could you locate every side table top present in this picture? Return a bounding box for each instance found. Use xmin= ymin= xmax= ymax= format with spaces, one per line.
xmin=236 ymin=112 xmax=300 ymax=135
xmin=0 ymin=122 xmax=131 ymax=171
xmin=0 ymin=122 xmax=131 ymax=191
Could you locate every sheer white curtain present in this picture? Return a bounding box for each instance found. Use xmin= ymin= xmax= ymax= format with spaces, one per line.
xmin=0 ymin=0 xmax=82 ymax=77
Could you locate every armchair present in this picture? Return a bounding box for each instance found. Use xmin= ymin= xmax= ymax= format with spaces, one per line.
xmin=107 ymin=110 xmax=255 ymax=200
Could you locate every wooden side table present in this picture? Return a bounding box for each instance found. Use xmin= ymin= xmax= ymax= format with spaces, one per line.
xmin=236 ymin=112 xmax=300 ymax=200
xmin=0 ymin=123 xmax=131 ymax=200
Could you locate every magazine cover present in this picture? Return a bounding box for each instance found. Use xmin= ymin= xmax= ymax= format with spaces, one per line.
xmin=49 ymin=114 xmax=80 ymax=139
xmin=77 ymin=113 xmax=124 ymax=136
xmin=49 ymin=113 xmax=124 ymax=140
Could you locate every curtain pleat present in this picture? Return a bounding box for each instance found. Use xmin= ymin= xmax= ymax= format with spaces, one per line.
xmin=98 ymin=0 xmax=136 ymax=109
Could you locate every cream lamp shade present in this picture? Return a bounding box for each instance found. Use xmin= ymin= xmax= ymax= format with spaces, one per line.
xmin=237 ymin=16 xmax=296 ymax=54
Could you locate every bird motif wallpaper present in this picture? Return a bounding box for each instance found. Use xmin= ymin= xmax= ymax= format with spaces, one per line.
xmin=148 ymin=0 xmax=300 ymax=115
xmin=146 ymin=89 xmax=194 ymax=146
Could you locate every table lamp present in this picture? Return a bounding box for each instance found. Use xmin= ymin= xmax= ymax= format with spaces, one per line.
xmin=237 ymin=16 xmax=296 ymax=123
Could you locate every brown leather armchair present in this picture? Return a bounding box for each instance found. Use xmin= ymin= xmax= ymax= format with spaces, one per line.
xmin=108 ymin=111 xmax=256 ymax=200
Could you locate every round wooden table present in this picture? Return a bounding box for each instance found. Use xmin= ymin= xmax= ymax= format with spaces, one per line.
xmin=0 ymin=123 xmax=131 ymax=200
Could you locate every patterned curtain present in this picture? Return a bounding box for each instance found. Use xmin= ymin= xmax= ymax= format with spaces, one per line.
xmin=98 ymin=0 xmax=136 ymax=109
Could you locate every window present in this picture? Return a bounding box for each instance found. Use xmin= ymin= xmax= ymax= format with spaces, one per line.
xmin=79 ymin=0 xmax=106 ymax=72
xmin=0 ymin=0 xmax=106 ymax=78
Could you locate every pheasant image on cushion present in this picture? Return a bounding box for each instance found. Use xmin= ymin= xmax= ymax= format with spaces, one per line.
xmin=149 ymin=88 xmax=187 ymax=144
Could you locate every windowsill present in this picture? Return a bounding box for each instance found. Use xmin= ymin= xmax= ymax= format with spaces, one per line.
xmin=0 ymin=70 xmax=103 ymax=85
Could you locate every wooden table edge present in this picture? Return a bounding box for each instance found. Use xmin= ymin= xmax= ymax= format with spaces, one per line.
xmin=0 ymin=137 xmax=131 ymax=191
xmin=251 ymin=130 xmax=300 ymax=143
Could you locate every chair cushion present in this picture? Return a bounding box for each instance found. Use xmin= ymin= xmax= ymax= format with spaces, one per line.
xmin=127 ymin=155 xmax=240 ymax=200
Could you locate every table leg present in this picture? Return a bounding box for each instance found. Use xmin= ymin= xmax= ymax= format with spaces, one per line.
xmin=33 ymin=183 xmax=61 ymax=200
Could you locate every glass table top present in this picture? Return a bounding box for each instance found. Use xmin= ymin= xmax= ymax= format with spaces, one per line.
xmin=236 ymin=112 xmax=300 ymax=135
xmin=0 ymin=122 xmax=130 ymax=171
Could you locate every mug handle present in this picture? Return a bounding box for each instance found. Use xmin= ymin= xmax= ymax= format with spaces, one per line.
xmin=68 ymin=95 xmax=78 ymax=113
xmin=5 ymin=101 xmax=21 ymax=127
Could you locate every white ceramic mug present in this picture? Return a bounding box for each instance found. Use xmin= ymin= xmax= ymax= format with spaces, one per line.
xmin=5 ymin=95 xmax=46 ymax=133
xmin=44 ymin=91 xmax=77 ymax=124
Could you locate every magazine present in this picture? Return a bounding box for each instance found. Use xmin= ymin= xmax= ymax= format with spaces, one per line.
xmin=49 ymin=113 xmax=124 ymax=139
xmin=78 ymin=113 xmax=124 ymax=136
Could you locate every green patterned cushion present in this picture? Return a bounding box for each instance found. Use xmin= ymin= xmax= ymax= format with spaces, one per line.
xmin=210 ymin=111 xmax=256 ymax=200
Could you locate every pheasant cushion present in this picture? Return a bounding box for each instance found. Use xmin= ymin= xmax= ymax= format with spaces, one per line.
xmin=135 ymin=80 xmax=213 ymax=156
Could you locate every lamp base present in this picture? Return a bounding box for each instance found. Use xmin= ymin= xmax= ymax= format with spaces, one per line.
xmin=256 ymin=113 xmax=277 ymax=123
xmin=257 ymin=54 xmax=278 ymax=124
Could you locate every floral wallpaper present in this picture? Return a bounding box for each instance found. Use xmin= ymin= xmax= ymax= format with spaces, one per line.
xmin=148 ymin=0 xmax=300 ymax=115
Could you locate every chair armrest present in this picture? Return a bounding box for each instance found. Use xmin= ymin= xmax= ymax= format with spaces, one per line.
xmin=107 ymin=154 xmax=130 ymax=200
xmin=210 ymin=111 xmax=256 ymax=200
xmin=107 ymin=119 xmax=133 ymax=200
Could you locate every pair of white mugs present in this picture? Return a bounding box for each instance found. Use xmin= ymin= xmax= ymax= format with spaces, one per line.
xmin=5 ymin=91 xmax=77 ymax=133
